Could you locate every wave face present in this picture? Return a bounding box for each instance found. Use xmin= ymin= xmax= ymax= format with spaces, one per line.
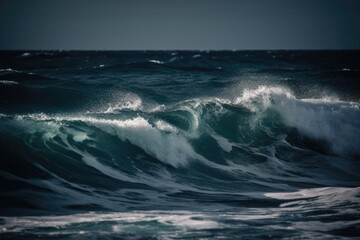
xmin=0 ymin=50 xmax=360 ymax=239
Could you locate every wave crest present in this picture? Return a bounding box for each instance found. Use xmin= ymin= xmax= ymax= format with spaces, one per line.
xmin=235 ymin=86 xmax=360 ymax=156
xmin=17 ymin=114 xmax=196 ymax=168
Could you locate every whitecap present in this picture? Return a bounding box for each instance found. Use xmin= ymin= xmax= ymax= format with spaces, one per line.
xmin=265 ymin=187 xmax=360 ymax=208
xmin=235 ymin=86 xmax=360 ymax=156
xmin=0 ymin=211 xmax=219 ymax=233
xmin=104 ymin=95 xmax=143 ymax=113
xmin=0 ymin=68 xmax=21 ymax=73
xmin=0 ymin=80 xmax=19 ymax=85
xmin=21 ymin=52 xmax=31 ymax=57
xmin=148 ymin=60 xmax=163 ymax=64
xmin=84 ymin=116 xmax=195 ymax=167
xmin=94 ymin=64 xmax=105 ymax=68
xmin=19 ymin=114 xmax=196 ymax=167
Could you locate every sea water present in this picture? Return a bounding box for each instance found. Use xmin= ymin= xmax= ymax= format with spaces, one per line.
xmin=0 ymin=50 xmax=359 ymax=239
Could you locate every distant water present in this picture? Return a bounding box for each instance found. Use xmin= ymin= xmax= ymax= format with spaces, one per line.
xmin=0 ymin=51 xmax=359 ymax=239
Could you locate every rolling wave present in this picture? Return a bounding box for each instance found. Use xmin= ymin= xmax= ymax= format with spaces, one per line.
xmin=235 ymin=86 xmax=360 ymax=156
xmin=2 ymin=85 xmax=359 ymax=180
xmin=1 ymin=51 xmax=359 ymax=239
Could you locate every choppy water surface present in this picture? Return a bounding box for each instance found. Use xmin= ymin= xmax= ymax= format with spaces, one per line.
xmin=0 ymin=51 xmax=359 ymax=239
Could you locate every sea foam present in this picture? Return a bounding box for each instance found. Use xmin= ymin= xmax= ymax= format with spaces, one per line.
xmin=235 ymin=86 xmax=360 ymax=157
xmin=18 ymin=114 xmax=196 ymax=167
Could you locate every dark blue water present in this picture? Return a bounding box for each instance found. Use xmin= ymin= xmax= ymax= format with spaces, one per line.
xmin=0 ymin=51 xmax=359 ymax=239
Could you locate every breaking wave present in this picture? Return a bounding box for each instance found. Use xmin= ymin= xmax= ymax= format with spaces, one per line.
xmin=1 ymin=51 xmax=359 ymax=239
xmin=235 ymin=86 xmax=360 ymax=156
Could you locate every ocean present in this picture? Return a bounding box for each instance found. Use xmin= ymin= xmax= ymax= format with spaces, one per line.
xmin=0 ymin=50 xmax=359 ymax=239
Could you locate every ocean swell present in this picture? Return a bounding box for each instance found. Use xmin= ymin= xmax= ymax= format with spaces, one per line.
xmin=235 ymin=86 xmax=360 ymax=157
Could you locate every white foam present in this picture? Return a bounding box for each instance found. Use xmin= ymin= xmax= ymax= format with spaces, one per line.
xmin=94 ymin=64 xmax=105 ymax=68
xmin=22 ymin=119 xmax=62 ymax=141
xmin=21 ymin=114 xmax=196 ymax=167
xmin=148 ymin=60 xmax=163 ymax=64
xmin=0 ymin=211 xmax=219 ymax=233
xmin=265 ymin=187 xmax=359 ymax=200
xmin=155 ymin=120 xmax=178 ymax=133
xmin=21 ymin=52 xmax=31 ymax=57
xmin=67 ymin=128 xmax=91 ymax=142
xmin=1 ymin=209 xmax=358 ymax=238
xmin=87 ymin=117 xmax=196 ymax=167
xmin=211 ymin=133 xmax=233 ymax=152
xmin=150 ymin=104 xmax=166 ymax=112
xmin=21 ymin=113 xmax=242 ymax=172
xmin=18 ymin=114 xmax=93 ymax=145
xmin=179 ymin=98 xmax=228 ymax=128
xmin=104 ymin=96 xmax=142 ymax=113
xmin=0 ymin=80 xmax=19 ymax=85
xmin=265 ymin=187 xmax=360 ymax=209
xmin=0 ymin=68 xmax=21 ymax=73
xmin=235 ymin=86 xmax=293 ymax=112
xmin=93 ymin=92 xmax=166 ymax=114
xmin=235 ymin=86 xmax=360 ymax=156
xmin=99 ymin=93 xmax=163 ymax=114
xmin=177 ymin=105 xmax=201 ymax=135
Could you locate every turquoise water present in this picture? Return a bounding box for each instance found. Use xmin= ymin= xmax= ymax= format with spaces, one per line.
xmin=0 ymin=51 xmax=359 ymax=239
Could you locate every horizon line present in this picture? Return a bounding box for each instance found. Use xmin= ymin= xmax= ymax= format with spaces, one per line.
xmin=1 ymin=49 xmax=360 ymax=52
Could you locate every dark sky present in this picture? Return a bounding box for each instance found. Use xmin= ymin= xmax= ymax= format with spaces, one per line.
xmin=1 ymin=0 xmax=360 ymax=50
